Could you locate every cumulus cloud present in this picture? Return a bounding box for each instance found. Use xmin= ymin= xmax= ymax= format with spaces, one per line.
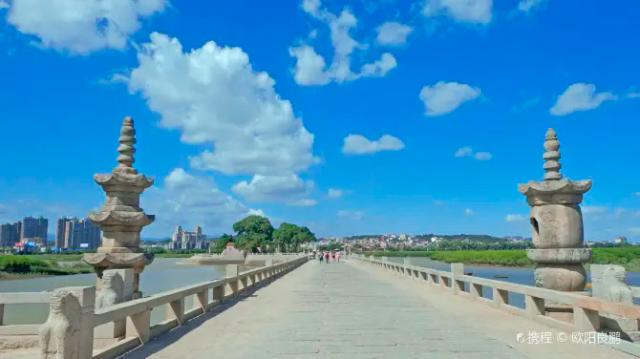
xmin=342 ymin=134 xmax=405 ymax=155
xmin=550 ymin=83 xmax=616 ymax=116
xmin=420 ymin=81 xmax=481 ymax=116
xmin=127 ymin=33 xmax=316 ymax=205
xmin=454 ymin=146 xmax=492 ymax=160
xmin=376 ymin=21 xmax=413 ymax=46
xmin=422 ymin=0 xmax=492 ymax=24
xmin=5 ymin=0 xmax=166 ymax=54
xmin=144 ymin=168 xmax=251 ymax=237
xmin=290 ymin=198 xmax=318 ymax=207
xmin=518 ymin=0 xmax=545 ymax=13
xmin=290 ymin=0 xmax=397 ymax=85
xmin=232 ymin=174 xmax=314 ymax=204
xmin=582 ymin=205 xmax=608 ymax=215
xmin=338 ymin=210 xmax=364 ymax=221
xmin=505 ymin=214 xmax=526 ymax=222
xmin=464 ymin=208 xmax=474 ymax=216
xmin=327 ymin=188 xmax=344 ymax=199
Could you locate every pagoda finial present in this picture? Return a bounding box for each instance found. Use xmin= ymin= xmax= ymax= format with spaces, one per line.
xmin=543 ymin=128 xmax=562 ymax=181
xmin=115 ymin=117 xmax=137 ymax=174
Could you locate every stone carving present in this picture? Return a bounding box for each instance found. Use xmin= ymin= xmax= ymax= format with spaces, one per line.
xmin=83 ymin=117 xmax=155 ymax=298
xmin=592 ymin=265 xmax=633 ymax=303
xmin=96 ymin=270 xmax=124 ymax=309
xmin=39 ymin=289 xmax=81 ymax=359
xmin=519 ymin=129 xmax=592 ymax=292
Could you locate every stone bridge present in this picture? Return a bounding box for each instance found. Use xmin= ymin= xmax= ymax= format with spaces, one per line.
xmin=2 ymin=255 xmax=640 ymax=358
xmin=1 ymin=118 xmax=640 ymax=358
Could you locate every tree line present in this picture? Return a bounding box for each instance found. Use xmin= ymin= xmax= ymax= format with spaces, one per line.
xmin=212 ymin=215 xmax=316 ymax=253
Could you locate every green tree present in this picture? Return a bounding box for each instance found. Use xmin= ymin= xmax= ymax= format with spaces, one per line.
xmin=273 ymin=223 xmax=317 ymax=252
xmin=232 ymin=215 xmax=274 ymax=252
xmin=211 ymin=234 xmax=233 ymax=254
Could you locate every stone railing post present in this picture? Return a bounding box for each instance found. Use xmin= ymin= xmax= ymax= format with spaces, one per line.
xmin=40 ymin=286 xmax=95 ymax=359
xmin=451 ymin=263 xmax=464 ymax=293
xmin=126 ymin=310 xmax=150 ymax=344
xmin=226 ymin=264 xmax=239 ymax=295
xmin=95 ymin=269 xmax=133 ymax=340
xmin=167 ymin=298 xmax=185 ymax=325
xmin=403 ymin=257 xmax=411 ymax=277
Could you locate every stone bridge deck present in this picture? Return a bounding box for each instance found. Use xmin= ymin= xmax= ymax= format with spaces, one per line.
xmin=122 ymin=259 xmax=632 ymax=359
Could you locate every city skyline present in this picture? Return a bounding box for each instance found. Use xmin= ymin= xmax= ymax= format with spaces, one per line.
xmin=1 ymin=1 xmax=640 ymax=241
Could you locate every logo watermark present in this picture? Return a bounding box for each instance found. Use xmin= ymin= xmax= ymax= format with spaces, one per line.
xmin=516 ymin=331 xmax=621 ymax=345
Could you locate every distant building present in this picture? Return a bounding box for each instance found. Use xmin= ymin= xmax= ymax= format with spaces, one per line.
xmin=171 ymin=225 xmax=208 ymax=250
xmin=55 ymin=217 xmax=101 ymax=250
xmin=0 ymin=222 xmax=21 ymax=247
xmin=20 ymin=216 xmax=48 ymax=247
xmin=613 ymin=236 xmax=628 ymax=245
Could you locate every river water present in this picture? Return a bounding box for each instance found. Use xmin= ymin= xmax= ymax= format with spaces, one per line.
xmin=2 ymin=257 xmax=638 ymax=324
xmin=386 ymin=256 xmax=640 ymax=307
xmin=0 ymin=258 xmax=225 ymax=325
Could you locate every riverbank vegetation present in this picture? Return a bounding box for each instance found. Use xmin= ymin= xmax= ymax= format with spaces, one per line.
xmin=0 ymin=255 xmax=93 ymax=279
xmin=364 ymin=246 xmax=640 ymax=271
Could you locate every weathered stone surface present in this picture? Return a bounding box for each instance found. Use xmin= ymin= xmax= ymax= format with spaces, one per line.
xmin=533 ymin=264 xmax=586 ymax=291
xmin=527 ymin=248 xmax=591 ymax=263
xmin=83 ymin=117 xmax=154 ymax=298
xmin=591 ymin=264 xmax=639 ymax=333
xmin=39 ymin=290 xmax=81 ymax=359
xmin=592 ymin=265 xmax=634 ymax=303
xmin=519 ymin=129 xmax=590 ymax=292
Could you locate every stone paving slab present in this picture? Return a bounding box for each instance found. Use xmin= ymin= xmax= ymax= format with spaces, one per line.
xmin=122 ymin=258 xmax=635 ymax=358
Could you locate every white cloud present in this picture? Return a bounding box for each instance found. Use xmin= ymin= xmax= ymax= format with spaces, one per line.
xmin=232 ymin=174 xmax=314 ymax=203
xmin=127 ymin=33 xmax=315 ymax=181
xmin=338 ymin=210 xmax=364 ymax=221
xmin=248 ymin=208 xmax=266 ymax=217
xmin=518 ymin=0 xmax=544 ymax=13
xmin=6 ymin=0 xmax=166 ymax=54
xmin=144 ymin=168 xmax=251 ymax=237
xmin=376 ymin=21 xmax=413 ymax=46
xmin=327 ymin=188 xmax=344 ymax=199
xmin=419 ymin=81 xmax=481 ymax=116
xmin=582 ymin=205 xmax=608 ymax=215
xmin=464 ymin=208 xmax=474 ymax=215
xmin=454 ymin=146 xmax=492 ymax=161
xmin=627 ymin=92 xmax=640 ymax=99
xmin=289 ymin=46 xmax=330 ymax=85
xmin=342 ymin=134 xmax=405 ymax=155
xmin=474 ymin=152 xmax=492 ymax=161
xmin=0 ymin=1 xmax=8 ymax=9
xmin=550 ymin=83 xmax=617 ymax=116
xmin=290 ymin=198 xmax=318 ymax=207
xmin=290 ymin=0 xmax=397 ymax=85
xmin=454 ymin=146 xmax=473 ymax=157
xmin=422 ymin=0 xmax=492 ymax=24
xmin=505 ymin=214 xmax=526 ymax=222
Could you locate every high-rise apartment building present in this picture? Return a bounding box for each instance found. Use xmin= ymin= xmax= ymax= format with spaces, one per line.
xmin=55 ymin=217 xmax=101 ymax=250
xmin=20 ymin=216 xmax=48 ymax=247
xmin=0 ymin=222 xmax=21 ymax=247
xmin=171 ymin=225 xmax=208 ymax=250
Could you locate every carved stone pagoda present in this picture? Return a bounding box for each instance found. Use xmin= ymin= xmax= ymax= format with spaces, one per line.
xmin=83 ymin=117 xmax=155 ymax=298
xmin=518 ymin=128 xmax=592 ymax=292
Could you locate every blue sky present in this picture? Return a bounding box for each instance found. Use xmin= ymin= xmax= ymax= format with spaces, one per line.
xmin=0 ymin=0 xmax=639 ymax=240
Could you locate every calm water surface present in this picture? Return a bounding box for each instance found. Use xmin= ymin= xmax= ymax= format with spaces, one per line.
xmin=0 ymin=258 xmax=226 ymax=325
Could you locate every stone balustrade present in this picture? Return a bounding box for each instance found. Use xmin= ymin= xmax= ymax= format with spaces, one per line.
xmin=0 ymin=255 xmax=309 ymax=358
xmin=354 ymin=254 xmax=640 ymax=356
